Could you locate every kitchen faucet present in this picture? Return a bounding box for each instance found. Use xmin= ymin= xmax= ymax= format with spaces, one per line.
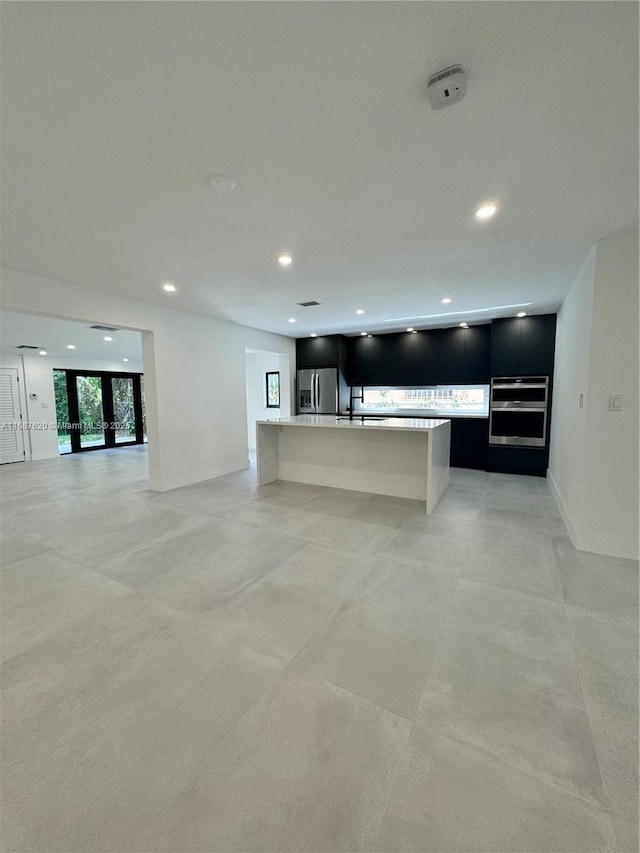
xmin=349 ymin=380 xmax=364 ymax=420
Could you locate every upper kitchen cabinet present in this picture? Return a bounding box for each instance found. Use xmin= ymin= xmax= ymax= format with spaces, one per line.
xmin=436 ymin=328 xmax=465 ymax=385
xmin=347 ymin=334 xmax=390 ymax=386
xmin=387 ymin=330 xmax=439 ymax=386
xmin=437 ymin=325 xmax=491 ymax=385
xmin=490 ymin=314 xmax=557 ymax=376
xmin=463 ymin=324 xmax=492 ymax=383
xmin=296 ymin=335 xmax=341 ymax=369
xmin=519 ymin=314 xmax=557 ymax=375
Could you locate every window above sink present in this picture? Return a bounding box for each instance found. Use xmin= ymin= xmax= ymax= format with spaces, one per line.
xmin=353 ymin=385 xmax=489 ymax=417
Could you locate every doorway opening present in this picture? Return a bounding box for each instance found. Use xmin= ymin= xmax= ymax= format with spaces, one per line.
xmin=245 ymin=349 xmax=290 ymax=466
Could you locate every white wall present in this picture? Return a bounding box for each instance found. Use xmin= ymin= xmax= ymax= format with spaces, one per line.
xmin=245 ymin=351 xmax=282 ymax=450
xmin=547 ymin=248 xmax=596 ymax=542
xmin=0 ymin=268 xmax=295 ymax=490
xmin=549 ymin=231 xmax=639 ymax=560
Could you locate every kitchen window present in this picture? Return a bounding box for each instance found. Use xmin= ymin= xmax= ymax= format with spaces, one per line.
xmin=355 ymin=385 xmax=489 ymax=417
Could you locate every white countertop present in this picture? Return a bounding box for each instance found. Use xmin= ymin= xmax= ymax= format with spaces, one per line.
xmin=256 ymin=415 xmax=450 ymax=432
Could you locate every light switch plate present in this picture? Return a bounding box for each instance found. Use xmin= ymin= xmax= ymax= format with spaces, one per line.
xmin=608 ymin=394 xmax=623 ymax=411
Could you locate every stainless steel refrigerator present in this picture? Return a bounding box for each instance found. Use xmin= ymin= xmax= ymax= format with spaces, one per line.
xmin=297 ymin=368 xmax=339 ymax=414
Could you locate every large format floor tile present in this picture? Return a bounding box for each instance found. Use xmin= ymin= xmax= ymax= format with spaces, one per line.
xmin=212 ymin=543 xmax=372 ymax=660
xmin=377 ymin=724 xmax=616 ymax=852
xmin=553 ymin=535 xmax=639 ymax=622
xmin=2 ymin=596 xmax=285 ymax=851
xmin=0 ymin=446 xmax=637 ymax=852
xmin=136 ymin=671 xmax=412 ymax=852
xmin=567 ymin=605 xmax=639 ymax=852
xmin=293 ymin=558 xmax=457 ymax=719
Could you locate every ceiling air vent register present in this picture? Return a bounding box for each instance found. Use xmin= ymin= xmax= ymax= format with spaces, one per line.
xmin=427 ymin=65 xmax=467 ymax=109
xmin=297 ymin=301 xmax=321 ymax=308
xmin=89 ymin=325 xmax=120 ymax=332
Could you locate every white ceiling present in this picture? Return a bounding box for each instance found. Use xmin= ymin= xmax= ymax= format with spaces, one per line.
xmin=0 ymin=312 xmax=143 ymax=365
xmin=1 ymin=2 xmax=637 ymax=338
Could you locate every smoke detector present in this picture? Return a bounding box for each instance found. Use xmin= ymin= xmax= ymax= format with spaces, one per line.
xmin=427 ymin=65 xmax=466 ymax=109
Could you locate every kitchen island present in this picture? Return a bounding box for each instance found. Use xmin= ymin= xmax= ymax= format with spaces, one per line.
xmin=256 ymin=415 xmax=450 ymax=514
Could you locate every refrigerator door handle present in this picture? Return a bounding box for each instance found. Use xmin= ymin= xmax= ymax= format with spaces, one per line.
xmin=315 ymin=374 xmax=320 ymax=413
xmin=311 ymin=372 xmax=316 ymax=411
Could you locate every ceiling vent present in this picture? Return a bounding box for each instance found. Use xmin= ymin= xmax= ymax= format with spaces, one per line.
xmin=297 ymin=301 xmax=321 ymax=308
xmin=89 ymin=324 xmax=119 ymax=332
xmin=427 ymin=64 xmax=466 ymax=109
xmin=16 ymin=344 xmax=41 ymax=350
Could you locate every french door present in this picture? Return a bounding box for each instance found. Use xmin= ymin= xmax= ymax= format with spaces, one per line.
xmin=58 ymin=370 xmax=144 ymax=453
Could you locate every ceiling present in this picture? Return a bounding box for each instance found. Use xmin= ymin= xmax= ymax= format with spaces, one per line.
xmin=1 ymin=2 xmax=638 ymax=338
xmin=0 ymin=312 xmax=143 ymax=365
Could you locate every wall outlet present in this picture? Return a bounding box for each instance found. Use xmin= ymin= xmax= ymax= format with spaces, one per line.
xmin=608 ymin=394 xmax=623 ymax=411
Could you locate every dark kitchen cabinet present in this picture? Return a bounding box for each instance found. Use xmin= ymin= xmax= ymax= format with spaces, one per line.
xmin=490 ymin=315 xmax=556 ymax=376
xmin=347 ymin=335 xmax=390 ymax=386
xmin=487 ymin=445 xmax=549 ymax=477
xmin=519 ymin=315 xmax=556 ymax=375
xmin=437 ymin=325 xmax=491 ymax=385
xmin=463 ymin=325 xmax=492 ymax=384
xmin=437 ymin=328 xmax=465 ymax=385
xmin=296 ymin=335 xmax=340 ymax=369
xmin=387 ymin=330 xmax=439 ymax=386
xmin=450 ymin=417 xmax=489 ymax=469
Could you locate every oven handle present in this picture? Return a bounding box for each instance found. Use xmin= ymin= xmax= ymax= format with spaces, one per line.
xmin=490 ymin=403 xmax=547 ymax=410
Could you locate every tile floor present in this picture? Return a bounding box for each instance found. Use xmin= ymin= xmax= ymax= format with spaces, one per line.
xmin=1 ymin=446 xmax=638 ymax=852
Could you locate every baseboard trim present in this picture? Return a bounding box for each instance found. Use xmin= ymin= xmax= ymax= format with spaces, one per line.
xmin=150 ymin=459 xmax=250 ymax=493
xmin=576 ymin=531 xmax=639 ymax=562
xmin=546 ymin=469 xmax=578 ymax=547
xmin=547 ymin=469 xmax=639 ymax=560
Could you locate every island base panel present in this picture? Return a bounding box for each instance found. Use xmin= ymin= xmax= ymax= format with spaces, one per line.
xmin=257 ymin=423 xmax=450 ymax=513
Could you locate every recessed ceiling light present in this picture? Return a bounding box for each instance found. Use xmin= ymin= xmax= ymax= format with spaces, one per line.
xmin=208 ymin=174 xmax=236 ymax=193
xmin=288 ymin=318 xmax=296 ymax=324
xmin=66 ymin=344 xmax=76 ymax=350
xmin=517 ymin=311 xmax=527 ymax=317
xmin=460 ymin=322 xmax=469 ymax=328
xmin=162 ymin=282 xmax=176 ymax=293
xmin=103 ymin=336 xmax=113 ymax=342
xmin=39 ymin=350 xmax=47 ymax=356
xmin=310 ymin=333 xmax=317 ymax=338
xmin=360 ymin=332 xmax=367 ymax=336
xmin=411 ymin=330 xmax=418 ymax=334
xmin=367 ymin=334 xmax=372 ymax=338
xmin=278 ymin=254 xmax=293 ymax=267
xmin=123 ymin=358 xmax=129 ymax=362
xmin=441 ymin=298 xmax=452 ymax=305
xmin=406 ymin=327 xmax=414 ymax=332
xmin=356 ymin=309 xmax=365 ymax=315
xmin=475 ymin=203 xmax=497 ymax=220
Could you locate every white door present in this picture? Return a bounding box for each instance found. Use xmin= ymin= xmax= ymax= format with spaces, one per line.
xmin=0 ymin=368 xmax=26 ymax=464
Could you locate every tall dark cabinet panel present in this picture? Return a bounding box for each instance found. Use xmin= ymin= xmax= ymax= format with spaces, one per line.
xmin=347 ymin=335 xmax=390 ymax=386
xmin=437 ymin=329 xmax=465 ymax=385
xmin=519 ymin=315 xmax=557 ymax=375
xmin=463 ymin=325 xmax=492 ymax=383
xmin=387 ymin=330 xmax=439 ymax=386
xmin=490 ymin=314 xmax=556 ymax=376
xmin=296 ymin=335 xmax=340 ymax=369
xmin=437 ymin=325 xmax=491 ymax=385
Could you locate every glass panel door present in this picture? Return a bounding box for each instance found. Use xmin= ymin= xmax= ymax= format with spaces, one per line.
xmin=111 ymin=377 xmax=136 ymax=444
xmin=76 ymin=375 xmax=106 ymax=449
xmin=53 ymin=370 xmax=71 ymax=454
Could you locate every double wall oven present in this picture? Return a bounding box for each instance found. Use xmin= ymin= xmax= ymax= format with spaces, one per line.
xmin=489 ymin=376 xmax=549 ymax=448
